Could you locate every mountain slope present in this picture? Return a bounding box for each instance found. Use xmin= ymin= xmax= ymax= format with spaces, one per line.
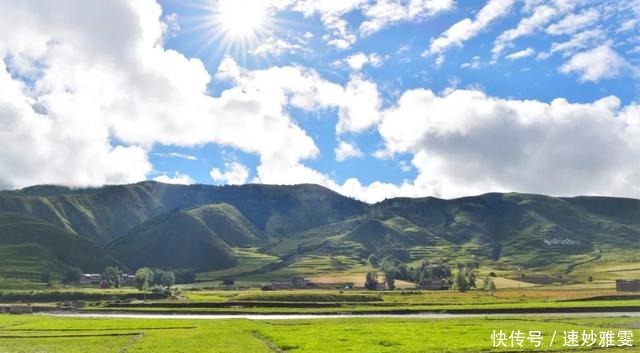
xmin=0 ymin=213 xmax=122 ymax=279
xmin=0 ymin=183 xmax=639 ymax=281
xmin=106 ymin=205 xmax=248 ymax=271
xmin=0 ymin=182 xmax=366 ymax=245
xmin=186 ymin=203 xmax=265 ymax=246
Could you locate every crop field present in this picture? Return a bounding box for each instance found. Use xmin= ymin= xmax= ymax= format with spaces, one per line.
xmin=0 ymin=314 xmax=638 ymax=353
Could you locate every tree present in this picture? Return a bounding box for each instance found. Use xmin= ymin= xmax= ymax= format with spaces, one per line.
xmin=62 ymin=267 xmax=82 ymax=285
xmin=431 ymin=264 xmax=452 ymax=280
xmin=381 ymin=262 xmax=398 ymax=290
xmin=160 ymin=271 xmax=175 ymax=288
xmin=102 ymin=266 xmax=121 ymax=288
xmin=483 ymin=277 xmax=497 ymax=293
xmin=384 ymin=268 xmax=397 ymax=290
xmin=364 ymin=271 xmax=379 ymax=290
xmin=368 ymin=255 xmax=379 ymax=267
xmin=152 ymin=269 xmax=165 ymax=286
xmin=453 ymin=264 xmax=477 ymax=292
xmin=397 ymin=264 xmax=410 ymax=281
xmin=135 ymin=267 xmax=154 ymax=292
xmin=418 ymin=263 xmax=452 ymax=285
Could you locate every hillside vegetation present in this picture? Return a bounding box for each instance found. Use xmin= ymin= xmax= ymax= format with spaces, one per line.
xmin=0 ymin=213 xmax=121 ymax=279
xmin=0 ymin=182 xmax=638 ymax=283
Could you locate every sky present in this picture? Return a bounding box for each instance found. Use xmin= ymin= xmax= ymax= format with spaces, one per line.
xmin=0 ymin=0 xmax=639 ymax=203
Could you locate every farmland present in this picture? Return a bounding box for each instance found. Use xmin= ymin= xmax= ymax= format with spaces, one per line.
xmin=1 ymin=314 xmax=639 ymax=353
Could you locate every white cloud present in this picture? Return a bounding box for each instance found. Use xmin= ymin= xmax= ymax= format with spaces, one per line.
xmin=335 ymin=141 xmax=364 ymax=162
xmin=0 ymin=0 xmax=333 ymax=190
xmin=287 ymin=0 xmax=364 ymax=49
xmin=492 ymin=4 xmax=560 ymax=60
xmin=3 ymin=0 xmax=640 ymax=206
xmin=210 ymin=162 xmax=250 ymax=185
xmin=559 ymin=44 xmax=626 ymax=82
xmin=618 ymin=18 xmax=639 ymax=33
xmin=0 ymin=0 xmax=389 ymax=192
xmin=359 ymin=0 xmax=455 ymax=36
xmin=326 ymin=38 xmax=353 ymax=50
xmin=154 ymin=172 xmax=196 ymax=185
xmin=0 ymin=0 xmax=168 ymax=189
xmin=399 ymin=160 xmax=413 ymax=172
xmin=250 ymin=37 xmax=308 ymax=57
xmin=426 ymin=0 xmax=516 ymax=60
xmin=539 ymin=29 xmax=605 ymax=59
xmin=162 ymin=13 xmax=181 ymax=40
xmin=153 ymin=152 xmax=198 ymax=161
xmin=340 ymin=52 xmax=384 ymax=71
xmin=546 ymin=8 xmax=599 ymax=35
xmin=375 ymin=88 xmax=640 ymax=199
xmin=461 ymin=56 xmax=482 ymax=69
xmin=278 ymin=0 xmax=452 ymax=49
xmin=506 ymin=47 xmax=535 ymax=60
xmin=336 ymin=76 xmax=383 ymax=133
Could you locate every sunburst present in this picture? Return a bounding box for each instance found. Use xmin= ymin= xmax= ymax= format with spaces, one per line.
xmin=180 ymin=0 xmax=276 ymax=59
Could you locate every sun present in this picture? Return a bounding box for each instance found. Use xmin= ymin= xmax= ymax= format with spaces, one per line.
xmin=217 ymin=0 xmax=269 ymax=38
xmin=184 ymin=0 xmax=281 ymax=57
xmin=206 ymin=0 xmax=273 ymax=53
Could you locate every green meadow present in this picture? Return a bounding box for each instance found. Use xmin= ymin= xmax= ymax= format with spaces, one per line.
xmin=1 ymin=314 xmax=638 ymax=353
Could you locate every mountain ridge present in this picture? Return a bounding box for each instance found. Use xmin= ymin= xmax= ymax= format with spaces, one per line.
xmin=0 ymin=182 xmax=638 ymax=282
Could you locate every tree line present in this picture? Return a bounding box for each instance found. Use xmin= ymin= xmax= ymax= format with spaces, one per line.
xmin=53 ymin=266 xmax=196 ymax=289
xmin=364 ymin=259 xmax=495 ymax=292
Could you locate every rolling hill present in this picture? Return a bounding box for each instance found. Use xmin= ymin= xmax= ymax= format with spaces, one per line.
xmin=107 ymin=203 xmax=266 ymax=271
xmin=0 ymin=213 xmax=122 ymax=279
xmin=0 ymin=182 xmax=638 ymax=283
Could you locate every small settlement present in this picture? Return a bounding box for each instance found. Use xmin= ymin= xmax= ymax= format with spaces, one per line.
xmin=616 ymin=279 xmax=640 ymax=292
xmin=79 ymin=273 xmax=135 ymax=288
xmin=261 ymin=277 xmax=355 ymax=290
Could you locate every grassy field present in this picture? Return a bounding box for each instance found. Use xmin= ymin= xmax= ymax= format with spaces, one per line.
xmin=0 ymin=314 xmax=638 ymax=352
xmin=59 ymin=286 xmax=639 ymax=315
xmin=2 ymin=283 xmax=639 ymax=314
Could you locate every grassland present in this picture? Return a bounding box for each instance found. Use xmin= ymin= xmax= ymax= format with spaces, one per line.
xmin=1 ymin=314 xmax=639 ymax=352
xmin=24 ymin=285 xmax=628 ymax=316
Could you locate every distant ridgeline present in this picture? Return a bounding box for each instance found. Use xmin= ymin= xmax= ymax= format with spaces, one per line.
xmin=0 ymin=181 xmax=638 ymax=281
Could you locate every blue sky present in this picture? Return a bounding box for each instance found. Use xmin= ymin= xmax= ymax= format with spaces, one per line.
xmin=1 ymin=0 xmax=639 ymax=202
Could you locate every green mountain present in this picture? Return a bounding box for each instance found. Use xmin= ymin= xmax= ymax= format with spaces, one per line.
xmin=107 ymin=203 xmax=265 ymax=271
xmin=0 ymin=213 xmax=122 ymax=279
xmin=0 ymin=182 xmax=365 ymax=245
xmin=0 ymin=182 xmax=638 ymax=283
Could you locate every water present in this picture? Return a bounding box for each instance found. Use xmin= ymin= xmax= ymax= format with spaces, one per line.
xmin=38 ymin=311 xmax=640 ymax=321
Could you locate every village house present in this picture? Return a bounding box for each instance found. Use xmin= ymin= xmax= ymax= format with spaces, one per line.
xmin=292 ymin=277 xmax=314 ymax=289
xmin=261 ymin=282 xmax=293 ymax=290
xmin=262 ymin=277 xmax=317 ymax=290
xmin=419 ymin=279 xmax=449 ymax=290
xmin=79 ymin=273 xmax=136 ymax=287
xmin=119 ymin=274 xmax=136 ymax=285
xmin=79 ymin=273 xmax=102 ymax=286
xmin=616 ymin=279 xmax=640 ymax=292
